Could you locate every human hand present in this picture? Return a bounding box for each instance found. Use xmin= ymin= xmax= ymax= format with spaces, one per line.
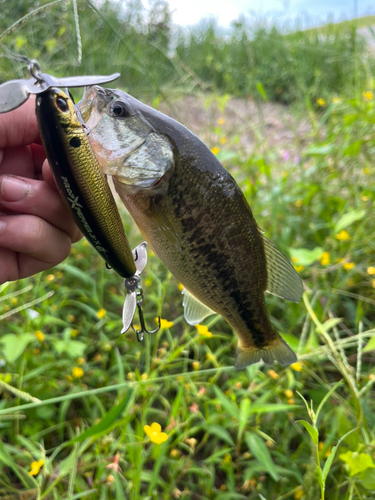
xmin=0 ymin=97 xmax=82 ymax=284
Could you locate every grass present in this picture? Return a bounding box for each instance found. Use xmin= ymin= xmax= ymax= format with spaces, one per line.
xmin=1 ymin=1 xmax=375 ymax=499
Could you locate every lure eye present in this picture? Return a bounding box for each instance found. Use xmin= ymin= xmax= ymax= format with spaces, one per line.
xmin=56 ymin=96 xmax=68 ymax=112
xmin=110 ymin=101 xmax=131 ymax=118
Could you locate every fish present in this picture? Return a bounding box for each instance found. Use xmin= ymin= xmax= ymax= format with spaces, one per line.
xmin=79 ymin=85 xmax=303 ymax=369
xmin=35 ymin=87 xmax=136 ymax=279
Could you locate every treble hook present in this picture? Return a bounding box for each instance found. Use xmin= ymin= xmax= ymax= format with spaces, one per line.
xmin=131 ymin=285 xmax=161 ymax=342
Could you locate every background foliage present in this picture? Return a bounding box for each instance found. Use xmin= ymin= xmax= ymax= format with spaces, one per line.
xmin=1 ymin=1 xmax=375 ymax=499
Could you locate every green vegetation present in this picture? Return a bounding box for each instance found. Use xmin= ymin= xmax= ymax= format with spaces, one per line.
xmin=1 ymin=1 xmax=375 ymax=499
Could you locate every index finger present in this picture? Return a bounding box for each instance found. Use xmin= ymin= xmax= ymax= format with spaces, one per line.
xmin=0 ymin=97 xmax=39 ymax=148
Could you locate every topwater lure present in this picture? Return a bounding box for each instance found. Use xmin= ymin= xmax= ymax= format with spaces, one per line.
xmin=0 ymin=58 xmax=158 ymax=338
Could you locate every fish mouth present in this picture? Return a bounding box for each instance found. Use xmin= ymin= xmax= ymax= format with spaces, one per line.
xmin=78 ymin=86 xmax=108 ymax=129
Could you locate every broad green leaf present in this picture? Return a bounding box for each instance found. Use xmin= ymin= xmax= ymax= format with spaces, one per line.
xmin=297 ymin=420 xmax=319 ymax=444
xmin=343 ymin=141 xmax=362 ymax=156
xmin=207 ymin=425 xmax=235 ymax=447
xmin=358 ymin=468 xmax=375 ymax=490
xmin=288 ymin=247 xmax=323 ymax=266
xmin=245 ymin=433 xmax=279 ymax=481
xmin=363 ymin=336 xmax=375 ymax=353
xmin=56 ymin=263 xmax=96 ymax=286
xmin=0 ymin=333 xmax=35 ymax=363
xmin=238 ymin=398 xmax=251 ymax=438
xmin=321 ymin=318 xmax=343 ymax=332
xmin=315 ymin=464 xmax=324 ymax=489
xmin=322 ymin=444 xmax=338 ymax=481
xmin=68 ymin=388 xmax=133 ymax=444
xmin=52 ymin=339 xmax=87 ymax=358
xmin=213 ymin=386 xmax=239 ymax=419
xmin=334 ymin=209 xmax=365 ymax=234
xmin=339 ymin=451 xmax=375 ymax=476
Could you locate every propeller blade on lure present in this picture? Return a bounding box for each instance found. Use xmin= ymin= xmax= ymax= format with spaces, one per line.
xmin=0 ymin=59 xmax=158 ymax=337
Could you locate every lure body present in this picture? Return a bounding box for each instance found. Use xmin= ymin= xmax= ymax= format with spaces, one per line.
xmin=35 ymin=88 xmax=136 ymax=278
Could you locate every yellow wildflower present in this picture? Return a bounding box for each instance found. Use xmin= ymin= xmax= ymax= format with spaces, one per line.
xmin=294 ymin=265 xmax=304 ymax=273
xmin=335 ymin=230 xmax=350 ymax=241
xmin=219 ymin=137 xmax=227 ymax=145
xmin=35 ymin=330 xmax=45 ymax=342
xmin=68 ymin=314 xmax=75 ymax=323
xmin=220 ymin=484 xmax=227 ymax=491
xmin=288 ymin=398 xmax=295 ymax=404
xmin=96 ymin=308 xmax=106 ymax=319
xmin=156 ymin=318 xmax=174 ymax=329
xmin=195 ymin=324 xmax=212 ymax=337
xmin=367 ymin=266 xmax=375 ymax=275
xmin=192 ymin=361 xmax=200 ymax=371
xmin=46 ymin=274 xmax=55 ymax=282
xmin=127 ymin=372 xmax=135 ymax=380
xmin=56 ymin=271 xmax=63 ymax=279
xmin=222 ymin=453 xmax=232 ymax=465
xmin=285 ymin=389 xmax=294 ymax=399
xmin=211 ymin=146 xmax=220 ymax=155
xmin=178 ymin=283 xmax=184 ymax=291
xmin=217 ymin=117 xmax=225 ymax=125
xmin=372 ymin=279 xmax=375 ymax=289
xmin=268 ymin=369 xmax=279 ymax=380
xmin=144 ymin=278 xmax=152 ymax=287
xmin=363 ymin=167 xmax=371 ymax=174
xmin=71 ymin=329 xmax=79 ymax=337
xmin=290 ymin=362 xmax=303 ymax=372
xmin=291 ymin=256 xmax=299 ymax=263
xmin=206 ymin=352 xmax=217 ymax=362
xmin=170 ymin=449 xmax=180 ymax=458
xmin=141 ymin=373 xmax=148 ymax=380
xmin=72 ymin=367 xmax=84 ymax=379
xmin=77 ymin=357 xmax=85 ymax=365
xmin=29 ymin=459 xmax=44 ymax=476
xmin=317 ymin=98 xmax=325 ymax=106
xmin=320 ymin=251 xmax=330 ymax=266
xmin=83 ymin=239 xmax=89 ymax=247
xmin=294 ymin=487 xmax=304 ymax=500
xmin=363 ymin=91 xmax=373 ymax=101
xmin=362 ymin=195 xmax=369 ymax=201
xmin=343 ymin=262 xmax=355 ymax=271
xmin=107 ymin=474 xmax=115 ymax=483
xmin=235 ymin=382 xmax=242 ymax=389
xmin=332 ymin=97 xmax=340 ymax=104
xmin=294 ymin=199 xmax=303 ymax=207
xmin=10 ymin=297 xmax=18 ymax=305
xmin=144 ymin=422 xmax=168 ymax=444
xmin=66 ymin=375 xmax=73 ymax=382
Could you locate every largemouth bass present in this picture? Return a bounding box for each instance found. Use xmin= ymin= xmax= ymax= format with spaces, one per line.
xmin=35 ymin=88 xmax=136 ymax=278
xmin=80 ymin=86 xmax=303 ymax=369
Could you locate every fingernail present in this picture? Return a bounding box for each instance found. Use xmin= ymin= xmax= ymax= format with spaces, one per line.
xmin=1 ymin=176 xmax=30 ymax=202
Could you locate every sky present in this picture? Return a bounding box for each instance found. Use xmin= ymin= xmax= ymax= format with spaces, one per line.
xmin=164 ymin=0 xmax=375 ymax=28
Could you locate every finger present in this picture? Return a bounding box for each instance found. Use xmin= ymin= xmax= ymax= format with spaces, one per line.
xmin=0 ymin=214 xmax=72 ymax=283
xmin=42 ymin=159 xmax=58 ymax=191
xmin=0 ymin=175 xmax=82 ymax=242
xmin=0 ymin=97 xmax=39 ymax=148
xmin=0 ymin=145 xmax=36 ymax=179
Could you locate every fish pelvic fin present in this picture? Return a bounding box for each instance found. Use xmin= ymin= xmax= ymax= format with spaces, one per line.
xmin=234 ymin=335 xmax=297 ymax=370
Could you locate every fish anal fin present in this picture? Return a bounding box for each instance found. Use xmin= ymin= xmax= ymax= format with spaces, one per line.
xmin=262 ymin=235 xmax=303 ymax=303
xmin=182 ymin=287 xmax=216 ymax=325
xmin=234 ymin=335 xmax=297 ymax=370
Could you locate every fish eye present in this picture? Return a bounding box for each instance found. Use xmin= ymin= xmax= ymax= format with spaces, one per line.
xmin=110 ymin=101 xmax=131 ymax=118
xmin=56 ymin=96 xmax=69 ymax=112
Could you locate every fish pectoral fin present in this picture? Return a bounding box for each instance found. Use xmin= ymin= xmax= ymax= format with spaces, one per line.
xmin=151 ymin=199 xmax=182 ymax=253
xmin=182 ymin=287 xmax=216 ymax=325
xmin=262 ymin=235 xmax=303 ymax=303
xmin=235 ymin=335 xmax=297 ymax=370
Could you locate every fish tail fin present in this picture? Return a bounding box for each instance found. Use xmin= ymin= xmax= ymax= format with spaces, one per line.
xmin=234 ymin=335 xmax=297 ymax=370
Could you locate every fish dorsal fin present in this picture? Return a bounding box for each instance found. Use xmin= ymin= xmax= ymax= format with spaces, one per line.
xmin=262 ymin=235 xmax=303 ymax=303
xmin=182 ymin=287 xmax=216 ymax=325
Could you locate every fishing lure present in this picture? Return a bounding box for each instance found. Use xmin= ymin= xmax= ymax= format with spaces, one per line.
xmin=0 ymin=58 xmax=158 ymax=337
